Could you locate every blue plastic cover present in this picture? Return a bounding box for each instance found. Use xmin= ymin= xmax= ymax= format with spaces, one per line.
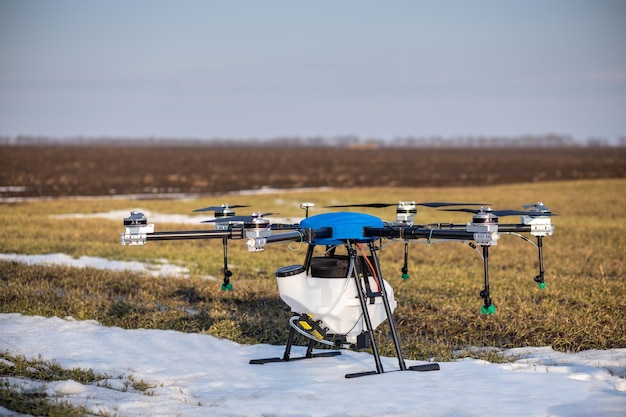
xmin=300 ymin=212 xmax=384 ymax=245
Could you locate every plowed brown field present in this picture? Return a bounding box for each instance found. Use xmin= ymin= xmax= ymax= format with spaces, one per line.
xmin=1 ymin=145 xmax=625 ymax=198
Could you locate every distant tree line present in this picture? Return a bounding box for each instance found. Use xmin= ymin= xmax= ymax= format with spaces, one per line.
xmin=1 ymin=134 xmax=624 ymax=148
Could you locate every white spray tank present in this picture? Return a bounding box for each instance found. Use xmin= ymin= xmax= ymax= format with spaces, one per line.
xmin=276 ymin=255 xmax=396 ymax=344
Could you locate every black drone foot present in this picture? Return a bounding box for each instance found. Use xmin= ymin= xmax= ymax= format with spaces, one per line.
xmin=534 ymin=273 xmax=546 ymax=289
xmin=345 ymin=370 xmax=380 ymax=379
xmin=249 ymin=351 xmax=341 ymax=365
xmin=345 ymin=363 xmax=440 ymax=378
xmin=408 ymin=363 xmax=440 ymax=372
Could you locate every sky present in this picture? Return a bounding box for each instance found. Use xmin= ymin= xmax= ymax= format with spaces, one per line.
xmin=1 ymin=0 xmax=625 ymax=142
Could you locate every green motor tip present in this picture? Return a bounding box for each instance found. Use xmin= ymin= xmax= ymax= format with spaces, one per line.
xmin=481 ymin=305 xmax=497 ymax=315
xmin=538 ymin=282 xmax=546 ymax=289
xmin=221 ymin=283 xmax=233 ymax=291
xmin=401 ymin=273 xmax=410 ymax=280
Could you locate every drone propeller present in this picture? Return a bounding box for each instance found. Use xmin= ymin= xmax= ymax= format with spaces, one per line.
xmin=443 ymin=205 xmax=557 ymax=217
xmin=193 ymin=204 xmax=249 ymax=213
xmin=325 ymin=201 xmax=489 ymax=209
xmin=325 ymin=203 xmax=395 ymax=209
xmin=201 ymin=212 xmax=278 ymax=224
xmin=521 ymin=202 xmax=555 ymax=215
xmin=441 ymin=207 xmax=516 ymax=216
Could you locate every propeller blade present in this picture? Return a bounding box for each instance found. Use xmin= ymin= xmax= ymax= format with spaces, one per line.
xmin=325 ymin=202 xmax=489 ymax=209
xmin=193 ymin=207 xmax=218 ymax=213
xmin=500 ymin=210 xmax=558 ymax=217
xmin=324 ymin=203 xmax=396 ymax=208
xmin=521 ymin=202 xmax=556 ymax=213
xmin=442 ymin=208 xmax=558 ymax=217
xmin=520 ymin=203 xmax=558 ymax=216
xmin=441 ymin=207 xmax=483 ymax=214
xmin=417 ymin=202 xmax=490 ymax=208
xmin=201 ymin=212 xmax=278 ymax=223
xmin=201 ymin=216 xmax=250 ymax=223
xmin=193 ymin=204 xmax=249 ymax=213
xmin=492 ymin=209 xmax=537 ymax=217
xmin=522 ymin=203 xmax=546 ymax=210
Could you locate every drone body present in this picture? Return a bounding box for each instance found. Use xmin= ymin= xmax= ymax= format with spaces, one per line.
xmin=120 ymin=200 xmax=556 ymax=378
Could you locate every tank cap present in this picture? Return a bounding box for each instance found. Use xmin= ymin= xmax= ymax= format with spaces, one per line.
xmin=276 ymin=264 xmax=306 ymax=277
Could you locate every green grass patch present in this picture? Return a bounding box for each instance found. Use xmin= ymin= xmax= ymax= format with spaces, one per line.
xmin=0 ymin=351 xmax=161 ymax=416
xmin=0 ymin=352 xmax=104 ymax=416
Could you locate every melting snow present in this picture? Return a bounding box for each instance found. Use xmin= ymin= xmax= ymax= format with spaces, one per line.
xmin=1 ymin=251 xmax=625 ymax=416
xmin=0 ymin=314 xmax=624 ymax=417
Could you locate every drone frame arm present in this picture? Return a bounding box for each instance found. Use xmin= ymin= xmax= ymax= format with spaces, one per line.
xmin=365 ymin=226 xmax=475 ymax=241
xmin=245 ymin=227 xmax=333 ymax=251
xmin=145 ymin=229 xmax=245 ymax=241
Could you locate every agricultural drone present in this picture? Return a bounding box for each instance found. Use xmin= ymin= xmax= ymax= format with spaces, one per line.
xmin=120 ymin=200 xmax=556 ymax=378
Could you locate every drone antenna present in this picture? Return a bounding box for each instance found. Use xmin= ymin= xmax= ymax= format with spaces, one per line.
xmin=300 ymin=202 xmax=315 ymax=219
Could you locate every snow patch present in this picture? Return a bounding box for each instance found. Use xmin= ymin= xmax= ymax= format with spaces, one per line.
xmin=1 ymin=314 xmax=625 ymax=417
xmin=0 ymin=253 xmax=216 ymax=279
xmin=51 ymin=209 xmax=302 ymax=226
xmin=46 ymin=379 xmax=87 ymax=396
xmin=1 ymin=250 xmax=625 ymax=416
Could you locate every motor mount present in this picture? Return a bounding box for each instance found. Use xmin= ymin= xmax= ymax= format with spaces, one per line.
xmin=120 ymin=211 xmax=154 ymax=245
xmin=466 ymin=208 xmax=500 ymax=246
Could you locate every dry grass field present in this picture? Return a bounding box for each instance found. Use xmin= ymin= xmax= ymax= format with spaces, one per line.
xmin=1 ymin=144 xmax=625 ymax=362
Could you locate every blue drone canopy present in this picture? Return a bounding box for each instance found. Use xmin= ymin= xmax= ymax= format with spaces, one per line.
xmin=300 ymin=212 xmax=385 ymax=245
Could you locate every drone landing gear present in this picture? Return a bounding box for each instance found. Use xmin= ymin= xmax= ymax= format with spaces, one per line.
xmin=345 ymin=242 xmax=439 ymax=378
xmin=252 ymin=241 xmax=440 ymax=377
xmin=479 ymin=245 xmax=497 ymax=315
xmin=221 ymin=237 xmax=234 ymax=291
xmin=534 ymin=236 xmax=546 ymax=289
xmin=249 ymin=316 xmax=341 ymax=365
